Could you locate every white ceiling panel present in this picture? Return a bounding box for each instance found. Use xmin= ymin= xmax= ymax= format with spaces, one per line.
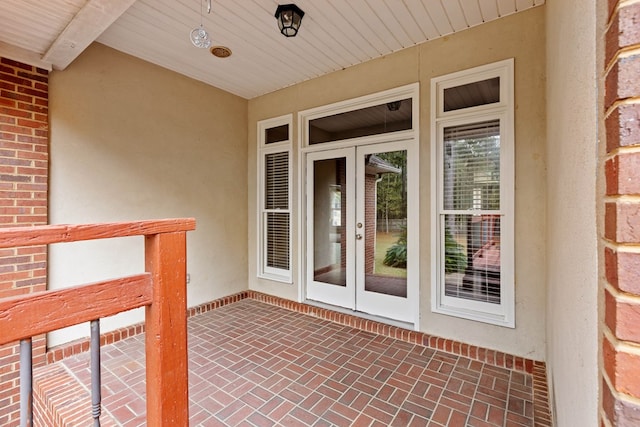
xmin=497 ymin=0 xmax=518 ymax=16
xmin=0 ymin=0 xmax=545 ymax=99
xmin=365 ymin=0 xmax=415 ymax=47
xmin=441 ymin=1 xmax=470 ymax=32
xmin=478 ymin=0 xmax=500 ymax=21
xmin=516 ymin=0 xmax=536 ymax=11
xmin=458 ymin=0 xmax=485 ymax=26
xmin=383 ymin=1 xmax=427 ymax=46
xmin=403 ymin=0 xmax=440 ymax=40
xmin=423 ymin=1 xmax=455 ymax=36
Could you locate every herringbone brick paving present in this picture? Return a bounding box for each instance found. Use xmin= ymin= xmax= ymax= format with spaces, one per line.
xmin=49 ymin=299 xmax=536 ymax=426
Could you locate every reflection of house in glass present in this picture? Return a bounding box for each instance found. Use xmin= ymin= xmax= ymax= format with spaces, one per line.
xmin=364 ymin=154 xmax=401 ymax=275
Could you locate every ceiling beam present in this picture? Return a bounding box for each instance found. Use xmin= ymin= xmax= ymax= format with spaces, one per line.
xmin=42 ymin=0 xmax=138 ymax=70
xmin=0 ymin=41 xmax=52 ymax=71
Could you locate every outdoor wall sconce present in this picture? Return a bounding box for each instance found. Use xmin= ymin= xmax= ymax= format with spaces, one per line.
xmin=275 ymin=4 xmax=305 ymax=37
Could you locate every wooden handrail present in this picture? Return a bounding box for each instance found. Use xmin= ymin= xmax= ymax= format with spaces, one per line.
xmin=0 ymin=218 xmax=196 ymax=426
xmin=0 ymin=218 xmax=196 ymax=248
xmin=0 ymin=274 xmax=152 ymax=345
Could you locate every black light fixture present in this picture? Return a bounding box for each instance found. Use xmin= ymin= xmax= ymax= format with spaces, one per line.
xmin=275 ymin=4 xmax=305 ymax=37
xmin=386 ymin=101 xmax=402 ymax=111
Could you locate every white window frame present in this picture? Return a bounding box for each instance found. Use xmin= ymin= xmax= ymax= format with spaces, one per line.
xmin=299 ymin=83 xmax=419 ymax=150
xmin=297 ymin=83 xmax=420 ymax=324
xmin=257 ymin=114 xmax=293 ymax=283
xmin=430 ymin=59 xmax=515 ymax=327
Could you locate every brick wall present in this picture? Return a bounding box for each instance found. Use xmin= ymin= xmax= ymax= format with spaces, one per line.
xmin=0 ymin=57 xmax=49 ymax=427
xmin=602 ymin=1 xmax=640 ymax=425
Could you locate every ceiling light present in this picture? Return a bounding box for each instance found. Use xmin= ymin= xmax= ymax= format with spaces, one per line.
xmin=190 ymin=0 xmax=212 ymax=48
xmin=190 ymin=25 xmax=211 ymax=49
xmin=274 ymin=4 xmax=305 ymax=37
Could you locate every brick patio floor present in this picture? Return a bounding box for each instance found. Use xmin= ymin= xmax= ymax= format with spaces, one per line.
xmin=38 ymin=299 xmax=546 ymax=426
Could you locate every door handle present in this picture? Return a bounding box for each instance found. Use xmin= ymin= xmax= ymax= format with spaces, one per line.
xmin=356 ymin=234 xmax=363 ymax=240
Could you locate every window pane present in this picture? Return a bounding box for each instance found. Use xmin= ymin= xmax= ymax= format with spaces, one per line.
xmin=309 ymin=98 xmax=412 ymax=145
xmin=365 ymin=150 xmax=407 ymax=298
xmin=265 ymin=124 xmax=289 ymax=144
xmin=443 ymin=213 xmax=501 ymax=304
xmin=266 ymin=213 xmax=290 ymax=269
xmin=313 ymin=158 xmax=347 ymax=286
xmin=265 ymin=152 xmax=289 ymax=209
xmin=444 ymin=77 xmax=500 ymax=112
xmin=443 ymin=120 xmax=500 ymax=211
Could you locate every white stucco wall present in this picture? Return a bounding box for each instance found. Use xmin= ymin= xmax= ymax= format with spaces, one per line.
xmin=48 ymin=43 xmax=248 ymax=346
xmin=248 ymin=7 xmax=547 ymax=360
xmin=545 ymin=0 xmax=600 ymax=425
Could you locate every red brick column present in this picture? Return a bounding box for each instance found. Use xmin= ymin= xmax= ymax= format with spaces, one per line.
xmin=0 ymin=57 xmax=48 ymax=427
xmin=602 ymin=1 xmax=640 ymax=425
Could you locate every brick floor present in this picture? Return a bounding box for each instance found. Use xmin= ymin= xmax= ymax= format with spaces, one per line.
xmin=34 ymin=298 xmax=549 ymax=426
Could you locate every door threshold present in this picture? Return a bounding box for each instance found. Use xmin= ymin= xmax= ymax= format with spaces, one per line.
xmin=304 ymin=299 xmax=416 ymax=331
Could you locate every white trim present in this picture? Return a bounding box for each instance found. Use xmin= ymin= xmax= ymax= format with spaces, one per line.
xmin=257 ymin=114 xmax=293 ymax=283
xmin=298 ymin=84 xmax=420 ymax=328
xmin=434 ymin=59 xmax=514 ymax=119
xmin=430 ymin=59 xmax=515 ymax=328
xmin=299 ymin=83 xmax=420 ymax=148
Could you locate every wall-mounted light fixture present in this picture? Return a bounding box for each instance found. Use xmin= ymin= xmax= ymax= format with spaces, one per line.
xmin=274 ymin=4 xmax=305 ymax=37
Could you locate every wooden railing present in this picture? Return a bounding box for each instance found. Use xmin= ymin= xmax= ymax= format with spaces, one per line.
xmin=0 ymin=218 xmax=196 ymax=426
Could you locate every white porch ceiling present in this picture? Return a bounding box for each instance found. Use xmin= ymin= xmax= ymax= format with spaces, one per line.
xmin=0 ymin=0 xmax=544 ymax=99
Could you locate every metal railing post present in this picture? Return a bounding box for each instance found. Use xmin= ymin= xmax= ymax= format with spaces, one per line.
xmin=90 ymin=319 xmax=102 ymax=427
xmin=19 ymin=338 xmax=32 ymax=427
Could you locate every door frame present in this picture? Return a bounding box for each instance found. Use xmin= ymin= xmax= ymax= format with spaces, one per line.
xmin=297 ymin=83 xmax=420 ymax=328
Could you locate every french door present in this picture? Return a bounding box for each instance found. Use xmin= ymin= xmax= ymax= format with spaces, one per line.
xmin=305 ymin=141 xmax=417 ymax=323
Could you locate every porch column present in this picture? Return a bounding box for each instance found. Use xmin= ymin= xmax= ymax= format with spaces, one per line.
xmin=0 ymin=57 xmax=49 ymax=427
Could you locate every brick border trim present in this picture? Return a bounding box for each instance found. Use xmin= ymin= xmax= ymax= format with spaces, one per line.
xmin=247 ymin=291 xmax=538 ymax=373
xmin=42 ymin=290 xmax=552 ymax=426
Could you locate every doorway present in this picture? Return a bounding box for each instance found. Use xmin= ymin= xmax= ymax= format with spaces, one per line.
xmin=305 ymin=140 xmax=417 ymax=323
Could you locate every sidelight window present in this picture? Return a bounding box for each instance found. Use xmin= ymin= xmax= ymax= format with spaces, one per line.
xmin=431 ymin=60 xmax=515 ymax=327
xmin=258 ymin=115 xmax=292 ymax=282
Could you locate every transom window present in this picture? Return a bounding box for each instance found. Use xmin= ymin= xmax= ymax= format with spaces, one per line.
xmin=300 ymin=84 xmax=418 ymax=148
xmin=431 ymin=59 xmax=515 ymax=327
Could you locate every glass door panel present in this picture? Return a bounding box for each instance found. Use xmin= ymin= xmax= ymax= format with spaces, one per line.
xmin=305 ymin=142 xmax=416 ymax=324
xmin=361 ymin=149 xmax=408 ymax=298
xmin=306 ymin=148 xmax=355 ymax=310
xmin=356 ymin=142 xmax=414 ymax=323
xmin=312 ymin=158 xmax=347 ymax=287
